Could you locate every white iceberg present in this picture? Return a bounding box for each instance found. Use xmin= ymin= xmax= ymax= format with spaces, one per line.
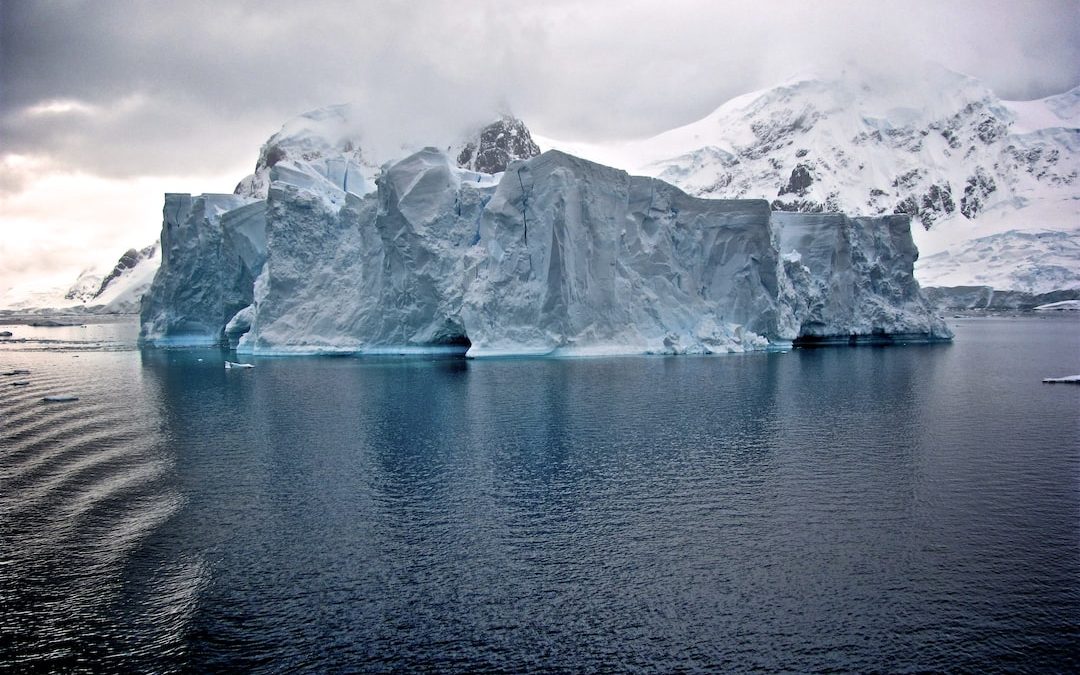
xmin=1034 ymin=300 xmax=1080 ymax=311
xmin=142 ymin=147 xmax=950 ymax=356
xmin=1042 ymin=375 xmax=1080 ymax=384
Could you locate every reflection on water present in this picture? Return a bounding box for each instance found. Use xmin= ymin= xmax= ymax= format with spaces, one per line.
xmin=1 ymin=316 xmax=1078 ymax=671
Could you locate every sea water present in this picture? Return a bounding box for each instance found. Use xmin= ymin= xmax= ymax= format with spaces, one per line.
xmin=1 ymin=315 xmax=1077 ymax=671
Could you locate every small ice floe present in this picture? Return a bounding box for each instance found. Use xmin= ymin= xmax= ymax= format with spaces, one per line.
xmin=2 ymin=369 xmax=30 ymax=376
xmin=1034 ymin=300 xmax=1080 ymax=311
xmin=0 ymin=331 xmax=12 ymax=337
xmin=43 ymin=395 xmax=79 ymax=402
xmin=1042 ymin=375 xmax=1080 ymax=384
xmin=11 ymin=381 xmax=29 ymax=386
xmin=224 ymin=361 xmax=254 ymax=370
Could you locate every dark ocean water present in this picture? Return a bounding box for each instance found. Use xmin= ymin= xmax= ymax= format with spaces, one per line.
xmin=1 ymin=316 xmax=1078 ymax=672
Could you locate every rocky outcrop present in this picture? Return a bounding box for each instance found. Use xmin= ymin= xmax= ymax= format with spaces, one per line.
xmin=456 ymin=116 xmax=541 ymax=174
xmin=95 ymin=244 xmax=158 ymax=299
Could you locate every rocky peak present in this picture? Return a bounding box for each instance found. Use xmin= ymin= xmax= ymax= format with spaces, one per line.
xmin=456 ymin=116 xmax=541 ymax=174
xmin=94 ymin=243 xmax=158 ymax=299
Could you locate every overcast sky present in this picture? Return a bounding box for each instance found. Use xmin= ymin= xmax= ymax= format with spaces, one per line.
xmin=2 ymin=0 xmax=1079 ymax=293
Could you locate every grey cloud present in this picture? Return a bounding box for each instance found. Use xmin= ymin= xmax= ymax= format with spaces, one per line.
xmin=1 ymin=0 xmax=1079 ymax=183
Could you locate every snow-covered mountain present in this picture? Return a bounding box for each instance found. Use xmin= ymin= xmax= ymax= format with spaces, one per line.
xmin=0 ymin=244 xmax=160 ymax=314
xmin=537 ymin=63 xmax=1079 ymax=293
xmin=90 ymin=244 xmax=160 ymax=312
xmin=916 ymin=228 xmax=1080 ymax=294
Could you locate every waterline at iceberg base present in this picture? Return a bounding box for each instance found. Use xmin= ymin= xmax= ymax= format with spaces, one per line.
xmin=139 ymin=148 xmax=951 ymax=357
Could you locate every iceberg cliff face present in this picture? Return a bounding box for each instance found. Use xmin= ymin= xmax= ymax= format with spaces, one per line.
xmin=460 ymin=152 xmax=793 ymax=356
xmin=776 ymin=213 xmax=949 ymax=341
xmin=141 ymin=140 xmax=950 ymax=354
xmin=240 ymin=148 xmax=484 ymax=353
xmin=139 ymin=194 xmax=265 ymax=345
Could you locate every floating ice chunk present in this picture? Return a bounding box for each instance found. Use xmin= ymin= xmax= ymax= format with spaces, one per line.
xmin=224 ymin=361 xmax=254 ymax=369
xmin=1034 ymin=300 xmax=1080 ymax=311
xmin=43 ymin=395 xmax=79 ymax=402
xmin=1042 ymin=375 xmax=1080 ymax=383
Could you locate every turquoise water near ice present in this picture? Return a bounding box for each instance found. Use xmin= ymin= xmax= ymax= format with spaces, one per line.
xmin=1 ymin=315 xmax=1078 ymax=672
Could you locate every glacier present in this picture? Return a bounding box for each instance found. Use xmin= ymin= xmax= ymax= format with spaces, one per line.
xmin=140 ymin=116 xmax=951 ymax=355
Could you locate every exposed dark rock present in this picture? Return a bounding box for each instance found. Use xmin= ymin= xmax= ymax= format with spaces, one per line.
xmin=95 ymin=243 xmax=158 ymax=299
xmin=893 ymin=196 xmax=925 ymax=228
xmin=923 ymin=183 xmax=956 ymax=216
xmin=456 ymin=116 xmax=541 ymax=174
xmin=892 ymin=169 xmax=924 ymax=191
xmin=960 ymin=167 xmax=997 ymax=219
xmin=263 ymin=144 xmax=287 ymax=168
xmin=976 ymin=116 xmax=1007 ymax=144
xmin=893 ymin=182 xmax=955 ymax=229
xmin=778 ymin=163 xmax=814 ymax=196
xmin=772 ymin=199 xmax=819 ymax=213
xmin=939 ymin=127 xmax=961 ymax=149
xmin=741 ymin=108 xmax=822 ymax=160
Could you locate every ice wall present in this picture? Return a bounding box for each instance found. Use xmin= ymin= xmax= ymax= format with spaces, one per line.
xmin=240 ymin=148 xmax=487 ymax=354
xmin=461 ymin=152 xmax=792 ymax=355
xmin=139 ymin=194 xmax=265 ymax=345
xmin=775 ymin=212 xmax=951 ymax=341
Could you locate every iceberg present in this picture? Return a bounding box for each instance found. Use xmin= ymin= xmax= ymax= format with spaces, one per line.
xmin=1034 ymin=300 xmax=1080 ymax=311
xmin=140 ymin=114 xmax=951 ymax=356
xmin=1042 ymin=375 xmax=1080 ymax=384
